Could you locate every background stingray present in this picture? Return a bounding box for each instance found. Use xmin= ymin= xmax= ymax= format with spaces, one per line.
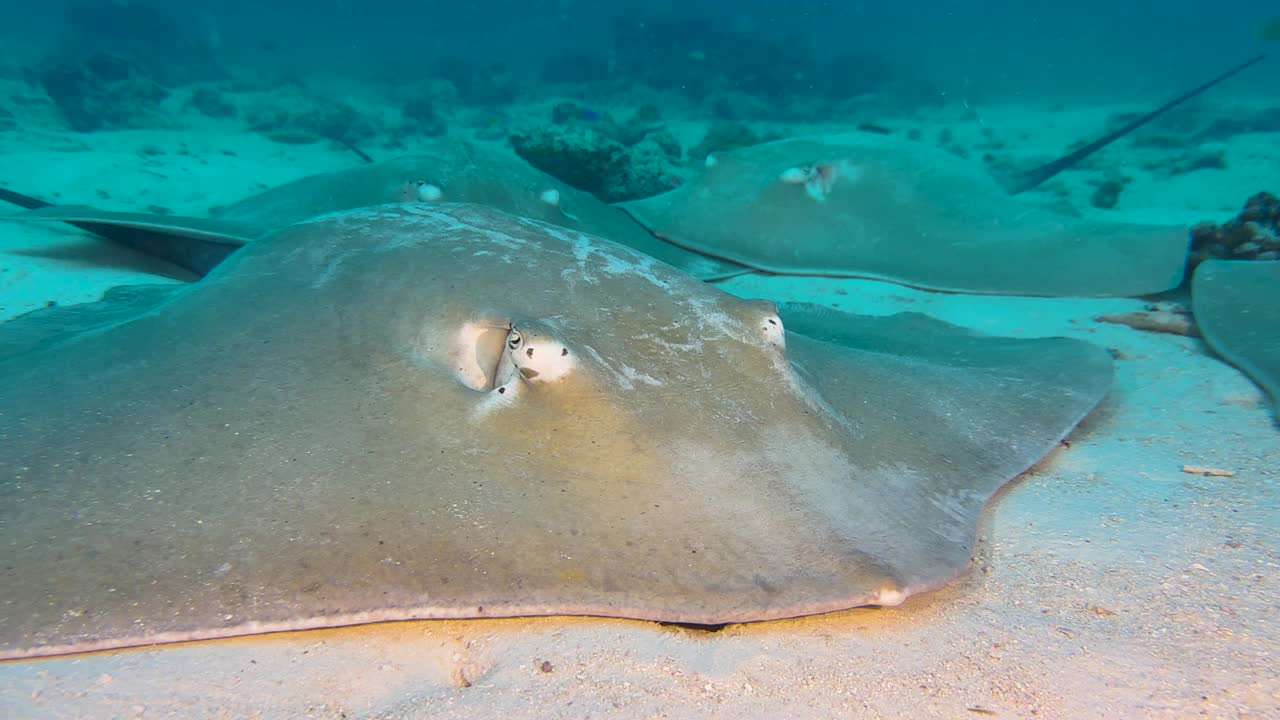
xmin=2 ymin=139 xmax=749 ymax=280
xmin=620 ymin=133 xmax=1190 ymax=297
xmin=1192 ymin=259 xmax=1280 ymax=414
xmin=0 ymin=203 xmax=1112 ymax=659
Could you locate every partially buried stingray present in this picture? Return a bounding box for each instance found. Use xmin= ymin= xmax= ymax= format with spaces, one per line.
xmin=620 ymin=133 xmax=1191 ymax=297
xmin=8 ymin=56 xmax=1261 ymax=300
xmin=1 ymin=138 xmax=749 ymax=280
xmin=0 ymin=203 xmax=1113 ymax=659
xmin=1192 ymin=259 xmax=1280 ymax=415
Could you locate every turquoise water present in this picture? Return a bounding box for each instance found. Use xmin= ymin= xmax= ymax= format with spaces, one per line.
xmin=2 ymin=1 xmax=1275 ymax=98
xmin=0 ymin=3 xmax=1276 ymax=714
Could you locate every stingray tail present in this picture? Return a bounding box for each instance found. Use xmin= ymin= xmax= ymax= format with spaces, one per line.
xmin=0 ymin=187 xmax=54 ymax=210
xmin=3 ymin=193 xmax=243 ymax=276
xmin=1004 ymin=54 xmax=1267 ymax=195
xmin=338 ymin=138 xmax=375 ymax=164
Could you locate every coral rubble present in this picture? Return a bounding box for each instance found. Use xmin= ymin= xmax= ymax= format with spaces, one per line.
xmin=1189 ymin=192 xmax=1280 ymax=268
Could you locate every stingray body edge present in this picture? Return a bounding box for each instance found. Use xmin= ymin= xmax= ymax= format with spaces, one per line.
xmin=0 ymin=204 xmax=1113 ymax=659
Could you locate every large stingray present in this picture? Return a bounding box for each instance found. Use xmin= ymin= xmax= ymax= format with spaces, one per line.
xmin=620 ymin=133 xmax=1191 ymax=297
xmin=1192 ymin=259 xmax=1280 ymax=414
xmin=1 ymin=139 xmax=748 ymax=280
xmin=0 ymin=203 xmax=1112 ymax=660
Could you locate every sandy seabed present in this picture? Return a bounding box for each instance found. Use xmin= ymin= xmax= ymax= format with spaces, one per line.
xmin=0 ymin=101 xmax=1277 ymax=719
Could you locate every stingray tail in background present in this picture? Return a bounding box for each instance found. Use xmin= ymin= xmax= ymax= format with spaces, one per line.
xmin=0 ymin=187 xmax=53 ymax=210
xmin=2 ymin=190 xmax=249 ymax=276
xmin=1004 ymin=53 xmax=1268 ymax=195
xmin=338 ymin=138 xmax=375 ymax=164
xmin=0 ymin=136 xmax=374 ymax=276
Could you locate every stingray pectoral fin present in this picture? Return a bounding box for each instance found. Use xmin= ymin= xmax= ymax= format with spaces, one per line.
xmin=778 ymin=302 xmax=1113 ymax=591
xmin=1192 ymin=259 xmax=1280 ymax=413
xmin=9 ymin=205 xmax=259 ymax=244
xmin=0 ymin=283 xmax=186 ymax=363
xmin=6 ymin=206 xmax=258 ymax=275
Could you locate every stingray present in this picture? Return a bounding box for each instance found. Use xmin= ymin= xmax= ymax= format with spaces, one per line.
xmin=1192 ymin=259 xmax=1280 ymax=414
xmin=0 ymin=139 xmax=749 ymax=281
xmin=616 ymin=55 xmax=1269 ymax=298
xmin=620 ymin=132 xmax=1191 ymax=297
xmin=0 ymin=203 xmax=1112 ymax=660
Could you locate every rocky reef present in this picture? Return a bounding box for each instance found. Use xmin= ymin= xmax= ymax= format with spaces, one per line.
xmin=1190 ymin=192 xmax=1280 ymax=268
xmin=509 ymin=102 xmax=685 ymax=202
xmin=24 ymin=0 xmax=224 ymax=132
xmin=607 ymin=16 xmax=891 ymax=106
xmin=55 ymin=0 xmax=223 ymax=87
xmin=244 ymin=90 xmax=377 ymax=146
xmin=32 ymin=52 xmax=169 ymax=132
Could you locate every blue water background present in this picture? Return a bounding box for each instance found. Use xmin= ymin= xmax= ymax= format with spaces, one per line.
xmin=1 ymin=1 xmax=1273 ymax=101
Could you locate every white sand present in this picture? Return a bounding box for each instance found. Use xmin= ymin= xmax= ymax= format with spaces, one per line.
xmin=1 ymin=104 xmax=1277 ymax=719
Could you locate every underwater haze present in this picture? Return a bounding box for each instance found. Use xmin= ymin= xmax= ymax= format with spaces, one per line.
xmin=0 ymin=1 xmax=1277 ymax=719
xmin=0 ymin=0 xmax=1276 ymax=99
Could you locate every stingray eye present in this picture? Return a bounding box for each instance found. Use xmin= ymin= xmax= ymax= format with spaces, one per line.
xmin=507 ymin=329 xmax=523 ymax=350
xmin=761 ymin=314 xmax=785 ymax=350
